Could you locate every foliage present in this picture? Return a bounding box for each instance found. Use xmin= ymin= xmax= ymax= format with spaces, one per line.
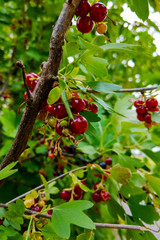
xmin=0 ymin=0 xmax=160 ymax=240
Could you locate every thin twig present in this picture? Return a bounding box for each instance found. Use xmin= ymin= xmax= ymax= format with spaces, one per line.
xmin=16 ymin=61 xmax=32 ymax=103
xmin=6 ymin=166 xmax=87 ymax=204
xmin=0 ymin=203 xmax=158 ymax=232
xmin=114 ymin=86 xmax=158 ymax=93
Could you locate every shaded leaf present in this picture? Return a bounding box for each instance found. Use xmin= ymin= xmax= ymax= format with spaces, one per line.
xmin=131 ymin=0 xmax=149 ymax=21
xmin=110 ymin=164 xmax=132 ymax=184
xmin=86 ymin=81 xmax=121 ymax=93
xmin=0 ymin=161 xmax=18 ymax=181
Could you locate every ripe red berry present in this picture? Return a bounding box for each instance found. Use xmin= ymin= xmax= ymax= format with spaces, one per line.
xmin=83 ymin=98 xmax=89 ymax=108
xmin=75 ymin=0 xmax=90 ymax=17
xmin=48 ymin=152 xmax=54 ymax=159
xmin=146 ymin=98 xmax=158 ymax=111
xmin=52 ymin=104 xmax=68 ymax=119
xmin=136 ymin=106 xmax=147 ymax=115
xmin=24 ymin=90 xmax=32 ymax=100
xmin=71 ymin=98 xmax=86 ymax=113
xmin=73 ymin=186 xmax=83 ymax=200
xmin=60 ymin=190 xmax=72 ymax=201
xmin=26 ymin=73 xmax=39 ymax=89
xmin=94 ymin=182 xmax=101 ymax=190
xmin=69 ymin=115 xmax=88 ymax=135
xmin=55 ymin=122 xmax=64 ymax=136
xmin=77 ymin=16 xmax=94 ymax=33
xmin=92 ymin=190 xmax=103 ymax=202
xmin=144 ymin=113 xmax=152 ymax=123
xmin=71 ymin=92 xmax=80 ymax=98
xmin=45 ymin=104 xmax=54 ymax=114
xmin=87 ymin=103 xmax=98 ymax=113
xmin=105 ymin=157 xmax=112 ymax=166
xmin=47 ymin=210 xmax=53 ymax=215
xmin=134 ymin=100 xmax=144 ymax=108
xmin=31 ymin=205 xmax=42 ymax=212
xmin=40 ymin=138 xmax=45 ymax=144
xmin=101 ymin=191 xmax=110 ymax=202
xmin=90 ymin=2 xmax=107 ymax=22
xmin=137 ymin=114 xmax=145 ymax=122
xmin=0 ymin=218 xmax=4 ymax=226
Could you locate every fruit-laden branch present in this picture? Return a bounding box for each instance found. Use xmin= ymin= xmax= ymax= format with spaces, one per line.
xmin=85 ymin=86 xmax=158 ymax=93
xmin=0 ymin=0 xmax=81 ymax=171
xmin=0 ymin=203 xmax=156 ymax=232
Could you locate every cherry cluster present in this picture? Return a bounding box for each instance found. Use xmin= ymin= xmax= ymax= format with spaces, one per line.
xmin=134 ymin=98 xmax=159 ymax=128
xmin=75 ymin=1 xmax=108 ymax=34
xmin=60 ymin=181 xmax=86 ymax=201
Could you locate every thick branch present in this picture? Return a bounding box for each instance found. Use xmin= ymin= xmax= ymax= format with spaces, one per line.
xmin=0 ymin=0 xmax=81 ymax=171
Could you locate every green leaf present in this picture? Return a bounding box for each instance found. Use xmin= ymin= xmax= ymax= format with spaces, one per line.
xmin=5 ymin=199 xmax=25 ymax=230
xmin=59 ymin=79 xmax=73 ymax=119
xmin=42 ymin=223 xmax=66 ymax=240
xmin=151 ymin=111 xmax=160 ymax=123
xmin=0 ymin=208 xmax=5 ymax=219
xmin=85 ymin=122 xmax=97 ymax=137
xmin=81 ymin=56 xmax=108 ymax=78
xmin=107 ymin=198 xmax=125 ymax=220
xmin=24 ymin=190 xmax=38 ymax=200
xmin=100 ymin=43 xmax=138 ymax=51
xmin=47 ymin=87 xmax=61 ymax=105
xmin=146 ymin=175 xmax=160 ymax=198
xmin=110 ymin=164 xmax=132 ymax=184
xmin=86 ymin=81 xmax=121 ymax=93
xmin=0 ymin=226 xmax=18 ymax=237
xmin=69 ymin=173 xmax=90 ymax=192
xmin=51 ymin=200 xmax=95 ymax=239
xmin=77 ymin=229 xmax=94 ymax=240
xmin=81 ymin=111 xmax=101 ymax=122
xmin=0 ymin=161 xmax=18 ymax=181
xmin=79 ymin=37 xmax=102 ymax=54
xmin=131 ymin=0 xmax=149 ymax=21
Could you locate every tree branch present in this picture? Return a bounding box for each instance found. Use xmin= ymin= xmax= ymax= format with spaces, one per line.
xmin=0 ymin=0 xmax=81 ymax=171
xmin=0 ymin=203 xmax=157 ymax=232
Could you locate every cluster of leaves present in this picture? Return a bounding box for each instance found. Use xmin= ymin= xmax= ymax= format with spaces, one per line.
xmin=0 ymin=0 xmax=160 ymax=239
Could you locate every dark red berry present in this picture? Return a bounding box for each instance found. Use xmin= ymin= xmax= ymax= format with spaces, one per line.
xmin=47 ymin=210 xmax=53 ymax=215
xmin=71 ymin=92 xmax=80 ymax=98
xmin=71 ymin=98 xmax=86 ymax=113
xmin=105 ymin=157 xmax=112 ymax=166
xmin=60 ymin=190 xmax=72 ymax=201
xmin=101 ymin=191 xmax=110 ymax=202
xmin=52 ymin=104 xmax=68 ymax=119
xmin=77 ymin=16 xmax=94 ymax=33
xmin=0 ymin=218 xmax=4 ymax=226
xmin=134 ymin=100 xmax=144 ymax=108
xmin=31 ymin=205 xmax=42 ymax=212
xmin=137 ymin=114 xmax=145 ymax=122
xmin=90 ymin=2 xmax=107 ymax=22
xmin=73 ymin=186 xmax=83 ymax=200
xmin=99 ymin=162 xmax=106 ymax=169
xmin=144 ymin=113 xmax=152 ymax=123
xmin=146 ymin=98 xmax=158 ymax=111
xmin=55 ymin=122 xmax=64 ymax=136
xmin=45 ymin=104 xmax=54 ymax=114
xmin=92 ymin=190 xmax=103 ymax=202
xmin=50 ymin=145 xmax=55 ymax=152
xmin=94 ymin=182 xmax=101 ymax=190
xmin=48 ymin=152 xmax=54 ymax=159
xmin=26 ymin=73 xmax=39 ymax=89
xmin=87 ymin=103 xmax=98 ymax=113
xmin=40 ymin=138 xmax=45 ymax=144
xmin=24 ymin=90 xmax=32 ymax=100
xmin=136 ymin=106 xmax=147 ymax=115
xmin=69 ymin=115 xmax=88 ymax=135
xmin=83 ymin=99 xmax=89 ymax=108
xmin=75 ymin=0 xmax=90 ymax=17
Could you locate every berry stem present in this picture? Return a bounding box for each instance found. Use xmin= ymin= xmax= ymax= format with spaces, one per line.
xmin=107 ymin=15 xmax=117 ymax=26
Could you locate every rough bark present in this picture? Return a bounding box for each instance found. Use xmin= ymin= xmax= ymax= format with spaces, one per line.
xmin=0 ymin=0 xmax=81 ymax=170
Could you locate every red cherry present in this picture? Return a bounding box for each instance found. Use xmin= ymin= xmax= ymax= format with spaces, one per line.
xmin=60 ymin=190 xmax=72 ymax=201
xmin=92 ymin=190 xmax=103 ymax=202
xmin=75 ymin=0 xmax=90 ymax=17
xmin=87 ymin=103 xmax=98 ymax=113
xmin=137 ymin=114 xmax=145 ymax=122
xmin=94 ymin=182 xmax=101 ymax=190
xmin=136 ymin=106 xmax=147 ymax=115
xmin=144 ymin=113 xmax=152 ymax=123
xmin=69 ymin=115 xmax=88 ymax=135
xmin=47 ymin=210 xmax=53 ymax=215
xmin=146 ymin=98 xmax=158 ymax=111
xmin=73 ymin=186 xmax=83 ymax=200
xmin=105 ymin=157 xmax=112 ymax=166
xmin=52 ymin=104 xmax=68 ymax=119
xmin=31 ymin=205 xmax=42 ymax=212
xmin=26 ymin=73 xmax=39 ymax=89
xmin=48 ymin=152 xmax=54 ymax=159
xmin=152 ymin=107 xmax=159 ymax=112
xmin=134 ymin=100 xmax=144 ymax=108
xmin=55 ymin=122 xmax=64 ymax=136
xmin=24 ymin=90 xmax=33 ymax=100
xmin=101 ymin=191 xmax=110 ymax=202
xmin=90 ymin=2 xmax=107 ymax=22
xmin=71 ymin=98 xmax=86 ymax=113
xmin=40 ymin=138 xmax=45 ymax=144
xmin=77 ymin=16 xmax=94 ymax=33
xmin=83 ymin=99 xmax=89 ymax=108
xmin=71 ymin=92 xmax=80 ymax=98
xmin=45 ymin=104 xmax=54 ymax=114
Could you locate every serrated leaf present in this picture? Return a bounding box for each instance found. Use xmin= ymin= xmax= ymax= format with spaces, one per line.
xmin=47 ymin=87 xmax=61 ymax=105
xmin=0 ymin=208 xmax=5 ymax=219
xmin=42 ymin=223 xmax=66 ymax=240
xmin=131 ymin=0 xmax=149 ymax=21
xmin=59 ymin=79 xmax=73 ymax=119
xmin=110 ymin=164 xmax=132 ymax=184
xmin=0 ymin=226 xmax=18 ymax=237
xmin=51 ymin=200 xmax=95 ymax=239
xmin=5 ymin=199 xmax=25 ymax=230
xmin=81 ymin=111 xmax=101 ymax=122
xmin=146 ymin=175 xmax=160 ymax=198
xmin=86 ymin=81 xmax=121 ymax=93
xmin=0 ymin=161 xmax=18 ymax=181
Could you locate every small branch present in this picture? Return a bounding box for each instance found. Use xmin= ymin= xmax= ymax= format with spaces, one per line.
xmin=0 ymin=203 xmax=157 ymax=232
xmin=16 ymin=61 xmax=32 ymax=103
xmin=114 ymin=86 xmax=158 ymax=93
xmin=6 ymin=166 xmax=87 ymax=204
